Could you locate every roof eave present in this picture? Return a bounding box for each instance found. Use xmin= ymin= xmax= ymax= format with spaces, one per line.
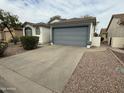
xmin=106 ymin=16 xmax=114 ymax=31
xmin=50 ymin=20 xmax=96 ymax=27
xmin=22 ymin=22 xmax=50 ymax=28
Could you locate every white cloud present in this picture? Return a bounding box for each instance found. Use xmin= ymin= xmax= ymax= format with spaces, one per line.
xmin=0 ymin=0 xmax=124 ymax=32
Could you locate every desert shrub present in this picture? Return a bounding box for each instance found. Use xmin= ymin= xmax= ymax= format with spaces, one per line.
xmin=0 ymin=42 xmax=8 ymax=56
xmin=20 ymin=36 xmax=39 ymax=50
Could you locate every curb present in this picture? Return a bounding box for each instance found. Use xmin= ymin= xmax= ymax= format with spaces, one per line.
xmin=108 ymin=48 xmax=124 ymax=67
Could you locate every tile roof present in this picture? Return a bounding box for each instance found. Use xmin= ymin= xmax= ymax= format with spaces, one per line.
xmin=50 ymin=16 xmax=96 ymax=25
xmin=23 ymin=22 xmax=50 ymax=28
xmin=112 ymin=14 xmax=124 ymax=18
xmin=14 ymin=28 xmax=23 ymax=30
xmin=23 ymin=16 xmax=96 ymax=28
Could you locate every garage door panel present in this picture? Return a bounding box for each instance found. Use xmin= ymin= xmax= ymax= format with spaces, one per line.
xmin=54 ymin=40 xmax=86 ymax=46
xmin=54 ymin=36 xmax=88 ymax=41
xmin=54 ymin=28 xmax=88 ymax=35
xmin=54 ymin=32 xmax=88 ymax=36
xmin=53 ymin=26 xmax=89 ymax=47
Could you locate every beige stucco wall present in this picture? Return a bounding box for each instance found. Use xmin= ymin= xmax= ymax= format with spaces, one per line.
xmin=111 ymin=37 xmax=124 ymax=48
xmin=1 ymin=28 xmax=15 ymax=42
xmin=38 ymin=27 xmax=50 ymax=44
xmin=36 ymin=27 xmax=43 ymax=43
xmin=15 ymin=30 xmax=23 ymax=37
xmin=42 ymin=27 xmax=50 ymax=43
xmin=50 ymin=27 xmax=52 ymax=42
xmin=1 ymin=31 xmax=15 ymax=42
xmin=92 ymin=37 xmax=101 ymax=47
xmin=108 ymin=18 xmax=124 ymax=46
xmin=4 ymin=31 xmax=16 ymax=42
xmin=108 ymin=18 xmax=124 ymax=38
xmin=0 ymin=28 xmax=23 ymax=42
xmin=90 ymin=23 xmax=95 ymax=42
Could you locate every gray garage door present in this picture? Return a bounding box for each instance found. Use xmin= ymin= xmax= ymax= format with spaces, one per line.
xmin=53 ymin=26 xmax=89 ymax=47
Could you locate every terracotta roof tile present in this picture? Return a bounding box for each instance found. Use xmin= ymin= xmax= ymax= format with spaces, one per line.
xmin=50 ymin=17 xmax=96 ymax=25
xmin=113 ymin=14 xmax=124 ymax=18
xmin=23 ymin=22 xmax=50 ymax=28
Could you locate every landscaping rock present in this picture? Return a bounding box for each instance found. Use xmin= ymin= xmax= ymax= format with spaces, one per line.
xmin=63 ymin=50 xmax=124 ymax=93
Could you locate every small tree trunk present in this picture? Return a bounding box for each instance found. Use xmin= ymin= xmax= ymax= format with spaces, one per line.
xmin=1 ymin=28 xmax=4 ymax=41
xmin=6 ymin=26 xmax=17 ymax=45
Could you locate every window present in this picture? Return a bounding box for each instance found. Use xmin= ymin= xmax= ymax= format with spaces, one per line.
xmin=35 ymin=27 xmax=40 ymax=35
xmin=25 ymin=27 xmax=32 ymax=36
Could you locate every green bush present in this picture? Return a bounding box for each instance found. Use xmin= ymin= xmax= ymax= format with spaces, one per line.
xmin=0 ymin=42 xmax=8 ymax=56
xmin=20 ymin=36 xmax=39 ymax=50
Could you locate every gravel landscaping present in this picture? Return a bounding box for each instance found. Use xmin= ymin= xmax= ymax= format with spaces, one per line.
xmin=63 ymin=50 xmax=124 ymax=93
xmin=0 ymin=43 xmax=26 ymax=58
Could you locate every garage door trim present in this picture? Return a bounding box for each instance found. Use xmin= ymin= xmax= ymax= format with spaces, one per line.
xmin=52 ymin=25 xmax=90 ymax=46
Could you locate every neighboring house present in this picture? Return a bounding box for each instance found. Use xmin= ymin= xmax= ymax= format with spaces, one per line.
xmin=0 ymin=27 xmax=23 ymax=42
xmin=49 ymin=16 xmax=96 ymax=47
xmin=100 ymin=28 xmax=107 ymax=42
xmin=107 ymin=13 xmax=124 ymax=48
xmin=23 ymin=22 xmax=50 ymax=44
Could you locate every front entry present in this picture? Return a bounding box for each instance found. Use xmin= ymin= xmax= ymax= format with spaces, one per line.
xmin=25 ymin=27 xmax=32 ymax=36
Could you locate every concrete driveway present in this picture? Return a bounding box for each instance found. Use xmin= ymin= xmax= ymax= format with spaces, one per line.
xmin=0 ymin=45 xmax=85 ymax=93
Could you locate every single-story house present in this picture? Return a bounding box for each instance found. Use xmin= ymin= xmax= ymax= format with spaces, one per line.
xmin=23 ymin=22 xmax=50 ymax=44
xmin=107 ymin=13 xmax=124 ymax=48
xmin=49 ymin=16 xmax=97 ymax=47
xmin=100 ymin=28 xmax=107 ymax=42
xmin=0 ymin=27 xmax=23 ymax=42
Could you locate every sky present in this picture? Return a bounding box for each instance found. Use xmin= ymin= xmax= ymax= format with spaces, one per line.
xmin=0 ymin=0 xmax=124 ymax=33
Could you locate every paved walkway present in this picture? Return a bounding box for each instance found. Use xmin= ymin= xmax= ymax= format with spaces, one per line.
xmin=63 ymin=50 xmax=124 ymax=93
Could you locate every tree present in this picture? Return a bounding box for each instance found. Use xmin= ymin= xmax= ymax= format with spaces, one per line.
xmin=48 ymin=15 xmax=61 ymax=23
xmin=0 ymin=9 xmax=22 ymax=44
